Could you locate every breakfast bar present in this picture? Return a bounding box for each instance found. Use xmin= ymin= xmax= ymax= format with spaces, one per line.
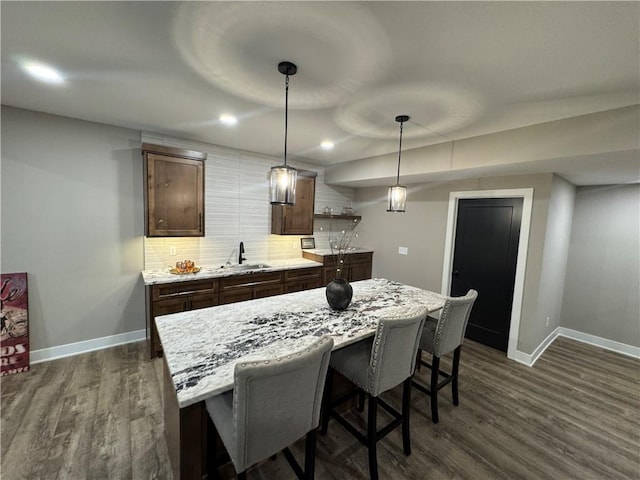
xmin=156 ymin=278 xmax=446 ymax=479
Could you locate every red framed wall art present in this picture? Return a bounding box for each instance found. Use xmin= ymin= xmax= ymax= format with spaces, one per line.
xmin=1 ymin=272 xmax=29 ymax=375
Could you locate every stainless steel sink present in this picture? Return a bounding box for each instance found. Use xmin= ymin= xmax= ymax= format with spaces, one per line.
xmin=226 ymin=263 xmax=271 ymax=271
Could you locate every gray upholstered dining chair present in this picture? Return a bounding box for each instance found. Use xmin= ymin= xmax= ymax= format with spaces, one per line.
xmin=413 ymin=289 xmax=478 ymax=423
xmin=321 ymin=307 xmax=428 ymax=480
xmin=205 ymin=335 xmax=333 ymax=480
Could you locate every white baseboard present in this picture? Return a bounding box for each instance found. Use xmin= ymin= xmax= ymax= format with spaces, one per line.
xmin=557 ymin=327 xmax=640 ymax=360
xmin=511 ymin=326 xmax=640 ymax=367
xmin=29 ymin=326 xmax=640 ymax=366
xmin=511 ymin=327 xmax=561 ymax=367
xmin=30 ymin=329 xmax=146 ymax=364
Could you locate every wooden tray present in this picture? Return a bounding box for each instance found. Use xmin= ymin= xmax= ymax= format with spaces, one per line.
xmin=169 ymin=267 xmax=201 ymax=275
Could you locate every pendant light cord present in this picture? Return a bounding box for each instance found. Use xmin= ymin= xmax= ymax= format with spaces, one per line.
xmin=284 ymin=74 xmax=290 ymax=167
xmin=396 ymin=120 xmax=404 ymax=185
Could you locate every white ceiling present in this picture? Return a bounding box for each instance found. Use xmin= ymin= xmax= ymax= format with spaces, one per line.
xmin=2 ymin=1 xmax=639 ymax=183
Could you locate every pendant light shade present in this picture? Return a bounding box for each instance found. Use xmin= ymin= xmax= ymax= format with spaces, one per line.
xmin=270 ymin=164 xmax=297 ymax=204
xmin=270 ymin=61 xmax=298 ymax=205
xmin=387 ymin=115 xmax=410 ymax=212
xmin=387 ymin=185 xmax=407 ymax=212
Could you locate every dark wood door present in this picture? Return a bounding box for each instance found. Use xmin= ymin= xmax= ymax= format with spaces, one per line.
xmin=451 ymin=198 xmax=523 ymax=351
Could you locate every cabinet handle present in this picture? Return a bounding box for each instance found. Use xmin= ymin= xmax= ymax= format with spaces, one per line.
xmin=199 ymin=213 xmax=202 ymax=232
xmin=183 ymin=301 xmax=188 ymax=310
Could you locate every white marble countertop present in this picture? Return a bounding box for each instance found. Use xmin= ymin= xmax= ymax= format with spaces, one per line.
xmin=141 ymin=258 xmax=322 ymax=285
xmin=156 ymin=278 xmax=446 ymax=408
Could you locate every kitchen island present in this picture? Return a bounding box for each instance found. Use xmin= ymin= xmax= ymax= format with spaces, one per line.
xmin=157 ymin=278 xmax=445 ymax=479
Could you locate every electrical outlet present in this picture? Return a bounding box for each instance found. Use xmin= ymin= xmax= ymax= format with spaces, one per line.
xmin=292 ymin=240 xmax=298 ymax=249
xmin=398 ymin=246 xmax=408 ymax=255
xmin=546 ymin=316 xmax=550 ymax=327
xmin=169 ymin=246 xmax=177 ymax=256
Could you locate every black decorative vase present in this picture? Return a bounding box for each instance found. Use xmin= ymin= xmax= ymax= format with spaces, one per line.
xmin=326 ymin=278 xmax=353 ymax=310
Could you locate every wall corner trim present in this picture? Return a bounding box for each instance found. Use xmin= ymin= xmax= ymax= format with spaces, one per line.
xmin=511 ymin=327 xmax=560 ymax=367
xmin=30 ymin=329 xmax=146 ymax=364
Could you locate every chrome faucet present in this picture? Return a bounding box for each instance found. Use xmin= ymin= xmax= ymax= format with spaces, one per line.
xmin=239 ymin=241 xmax=246 ymax=264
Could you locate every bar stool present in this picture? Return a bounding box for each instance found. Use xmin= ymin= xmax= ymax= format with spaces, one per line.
xmin=413 ymin=289 xmax=478 ymax=423
xmin=321 ymin=307 xmax=428 ymax=480
xmin=206 ymin=336 xmax=333 ymax=480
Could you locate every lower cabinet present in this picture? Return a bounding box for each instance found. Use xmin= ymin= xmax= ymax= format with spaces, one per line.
xmin=219 ymin=271 xmax=284 ymax=305
xmin=284 ymin=266 xmax=322 ymax=293
xmin=302 ymin=251 xmax=373 ymax=285
xmin=146 ymin=279 xmax=219 ymax=359
xmin=146 ymin=266 xmax=324 ymax=358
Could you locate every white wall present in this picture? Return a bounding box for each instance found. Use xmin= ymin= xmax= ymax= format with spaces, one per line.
xmin=1 ymin=106 xmax=145 ymax=351
xmin=1 ymin=109 xmax=356 ymax=352
xmin=527 ymin=175 xmax=575 ymax=350
xmin=561 ymin=185 xmax=640 ymax=346
xmin=354 ymin=173 xmax=556 ymax=355
xmin=141 ymin=132 xmax=356 ymax=270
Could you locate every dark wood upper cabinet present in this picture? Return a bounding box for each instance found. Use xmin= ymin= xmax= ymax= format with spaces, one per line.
xmin=271 ymin=171 xmax=317 ymax=235
xmin=142 ymin=143 xmax=206 ymax=237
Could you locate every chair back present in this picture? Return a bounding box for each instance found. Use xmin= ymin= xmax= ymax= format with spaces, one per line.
xmin=433 ymin=289 xmax=478 ymax=357
xmin=232 ymin=336 xmax=333 ymax=471
xmin=368 ymin=306 xmax=428 ymax=396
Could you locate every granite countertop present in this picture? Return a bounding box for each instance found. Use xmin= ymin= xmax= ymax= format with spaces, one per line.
xmin=302 ymin=247 xmax=374 ymax=256
xmin=141 ymin=258 xmax=322 ymax=285
xmin=156 ymin=278 xmax=445 ymax=408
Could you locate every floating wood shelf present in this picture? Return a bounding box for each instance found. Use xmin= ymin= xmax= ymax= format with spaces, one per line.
xmin=314 ymin=214 xmax=362 ymax=221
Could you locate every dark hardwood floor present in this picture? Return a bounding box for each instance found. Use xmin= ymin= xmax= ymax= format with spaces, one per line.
xmin=1 ymin=337 xmax=638 ymax=479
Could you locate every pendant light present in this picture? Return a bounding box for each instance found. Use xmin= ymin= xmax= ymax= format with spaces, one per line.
xmin=270 ymin=61 xmax=298 ymax=205
xmin=387 ymin=115 xmax=409 ymax=212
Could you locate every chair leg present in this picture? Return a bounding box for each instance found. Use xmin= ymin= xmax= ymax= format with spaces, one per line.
xmin=357 ymin=391 xmax=366 ymax=412
xmin=304 ymin=429 xmax=317 ymax=480
xmin=321 ymin=368 xmax=334 ymax=434
xmin=452 ymin=346 xmax=461 ymax=406
xmin=430 ymin=356 xmax=440 ymax=424
xmin=401 ymin=377 xmax=412 ymax=456
xmin=367 ymin=395 xmax=379 ymax=480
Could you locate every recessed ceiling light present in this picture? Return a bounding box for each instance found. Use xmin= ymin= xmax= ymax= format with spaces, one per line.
xmin=220 ymin=114 xmax=237 ymax=126
xmin=321 ymin=141 xmax=334 ymax=151
xmin=21 ymin=61 xmax=64 ymax=85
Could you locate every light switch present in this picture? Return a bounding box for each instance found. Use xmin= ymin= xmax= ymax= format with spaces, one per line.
xmin=169 ymin=246 xmax=177 ymax=256
xmin=398 ymin=246 xmax=408 ymax=255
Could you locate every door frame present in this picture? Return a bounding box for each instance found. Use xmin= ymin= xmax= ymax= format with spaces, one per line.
xmin=441 ymin=188 xmax=534 ymax=360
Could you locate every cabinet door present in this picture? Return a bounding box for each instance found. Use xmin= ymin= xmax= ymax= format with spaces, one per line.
xmin=219 ymin=287 xmax=254 ymax=305
xmin=271 ymin=174 xmax=316 ymax=235
xmin=349 ymin=263 xmax=372 ymax=282
xmin=145 ymin=152 xmax=205 ymax=237
xmin=285 ymin=281 xmax=306 ymax=293
xmin=255 ymin=283 xmax=284 ymax=299
xmin=189 ymin=293 xmax=219 ymax=310
xmin=323 ymin=266 xmax=345 ymax=285
xmin=285 ymin=277 xmax=322 ymax=293
xmin=154 ymin=296 xmax=190 ymax=316
xmin=150 ymin=297 xmax=189 ymax=358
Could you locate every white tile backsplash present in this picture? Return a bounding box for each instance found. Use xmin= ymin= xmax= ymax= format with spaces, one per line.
xmin=142 ymin=133 xmax=357 ymax=269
